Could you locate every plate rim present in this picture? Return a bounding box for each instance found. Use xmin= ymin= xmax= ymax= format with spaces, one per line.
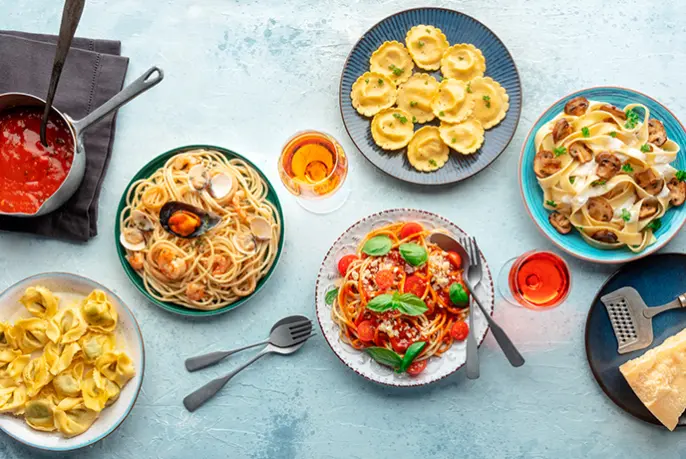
xmin=0 ymin=271 xmax=146 ymax=451
xmin=518 ymin=85 xmax=686 ymax=264
xmin=584 ymin=252 xmax=685 ymax=429
xmin=114 ymin=144 xmax=286 ymax=317
xmin=314 ymin=207 xmax=494 ymax=387
xmin=338 ymin=6 xmax=523 ymax=186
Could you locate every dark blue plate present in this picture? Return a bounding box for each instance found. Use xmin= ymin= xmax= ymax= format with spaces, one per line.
xmin=339 ymin=7 xmax=522 ymax=185
xmin=585 ymin=253 xmax=686 ymax=429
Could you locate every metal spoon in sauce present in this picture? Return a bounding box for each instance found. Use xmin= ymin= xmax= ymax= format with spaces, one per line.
xmin=40 ymin=0 xmax=86 ymax=147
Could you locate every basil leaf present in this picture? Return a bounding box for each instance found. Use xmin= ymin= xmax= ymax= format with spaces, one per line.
xmin=392 ymin=292 xmax=428 ymax=316
xmin=365 ymin=347 xmax=403 ymax=369
xmin=366 ymin=294 xmax=394 ymax=312
xmin=325 ymin=288 xmax=338 ymax=305
xmin=362 ymin=235 xmax=392 ymax=256
xmin=399 ymin=341 xmax=426 ymax=373
xmin=449 ymin=283 xmax=469 ymax=307
xmin=399 ymin=243 xmax=428 ymax=267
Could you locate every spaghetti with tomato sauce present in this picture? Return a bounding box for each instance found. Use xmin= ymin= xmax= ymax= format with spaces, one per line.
xmin=331 ymin=221 xmax=471 ymax=376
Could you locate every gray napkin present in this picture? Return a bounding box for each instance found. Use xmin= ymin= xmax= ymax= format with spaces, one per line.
xmin=0 ymin=31 xmax=129 ymax=242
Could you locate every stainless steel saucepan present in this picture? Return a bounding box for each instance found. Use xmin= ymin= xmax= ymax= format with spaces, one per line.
xmin=0 ymin=66 xmax=164 ymax=217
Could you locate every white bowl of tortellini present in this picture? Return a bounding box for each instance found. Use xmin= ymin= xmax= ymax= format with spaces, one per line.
xmin=0 ymin=273 xmax=143 ymax=452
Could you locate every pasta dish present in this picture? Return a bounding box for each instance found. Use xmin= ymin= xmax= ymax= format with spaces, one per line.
xmin=329 ymin=221 xmax=471 ymax=376
xmin=533 ymin=97 xmax=685 ymax=252
xmin=119 ymin=149 xmax=281 ymax=310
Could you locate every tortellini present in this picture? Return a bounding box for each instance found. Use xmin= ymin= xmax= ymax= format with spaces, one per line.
xmin=407 ymin=126 xmax=450 ymax=172
xmin=1 ymin=354 xmax=30 ymax=383
xmin=47 ymin=307 xmax=88 ymax=344
xmin=96 ymin=351 xmax=135 ymax=388
xmin=432 ymin=79 xmax=474 ymax=123
xmin=467 ymin=77 xmax=509 ymax=129
xmin=44 ymin=342 xmax=81 ymax=376
xmin=80 ymin=332 xmax=116 ymax=363
xmin=0 ymin=322 xmax=16 ymax=348
xmin=20 ymin=286 xmax=59 ymax=319
xmin=396 ymin=74 xmax=439 ymax=123
xmin=54 ymin=397 xmax=98 ymax=437
xmin=350 ymin=72 xmax=397 ymax=117
xmin=439 ymin=119 xmax=486 ymax=155
xmin=405 ymin=25 xmax=449 ymax=71
xmin=23 ymin=356 xmax=52 ymax=397
xmin=24 ymin=398 xmax=57 ymax=432
xmin=371 ymin=108 xmax=415 ymax=150
xmin=80 ymin=290 xmax=118 ymax=333
xmin=369 ymin=41 xmax=413 ymax=85
xmin=0 ymin=384 xmax=27 ymax=414
xmin=53 ymin=361 xmax=84 ymax=398
xmin=82 ymin=369 xmax=120 ymax=412
xmin=10 ymin=318 xmax=49 ymax=354
xmin=440 ymin=44 xmax=486 ymax=81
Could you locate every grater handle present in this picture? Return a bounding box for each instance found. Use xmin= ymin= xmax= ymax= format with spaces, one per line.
xmin=643 ymin=294 xmax=686 ymax=319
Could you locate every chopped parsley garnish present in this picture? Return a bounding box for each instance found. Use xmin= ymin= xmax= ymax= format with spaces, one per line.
xmin=439 ymin=111 xmax=445 ymax=117
xmin=640 ymin=144 xmax=651 ymax=153
xmin=388 ymin=64 xmax=404 ymax=76
xmin=428 ymin=159 xmax=438 ymax=167
xmin=676 ymin=170 xmax=686 ymax=182
xmin=424 ymin=80 xmax=429 ymax=86
xmin=451 ymin=137 xmax=456 ymax=143
xmin=591 ymin=179 xmax=607 ymax=187
xmin=410 ymin=101 xmax=418 ymax=107
xmin=647 ymin=218 xmax=662 ymax=231
xmin=622 ymin=163 xmax=634 ymax=173
xmin=458 ymin=56 xmax=464 ymax=61
xmin=609 ymin=131 xmax=617 ymax=138
xmin=545 ymin=200 xmax=557 ymax=208
xmin=581 ymin=127 xmax=590 ymax=138
xmin=553 ymin=146 xmax=567 ymax=157
xmin=425 ymin=28 xmax=431 ymax=33
xmin=624 ymin=108 xmax=640 ymax=129
xmin=412 ymin=116 xmax=417 ymax=123
xmin=466 ymin=82 xmax=472 ymax=93
xmin=621 ymin=209 xmax=631 ymax=222
xmin=365 ymin=78 xmax=369 ymax=84
xmin=392 ymin=113 xmax=408 ymax=124
xmin=569 ymin=176 xmax=576 ymax=184
xmin=482 ymin=95 xmax=491 ymax=108
xmin=436 ymin=75 xmax=443 ymax=82
xmin=418 ymin=40 xmax=425 ymax=48
xmin=378 ymin=78 xmax=384 ymax=85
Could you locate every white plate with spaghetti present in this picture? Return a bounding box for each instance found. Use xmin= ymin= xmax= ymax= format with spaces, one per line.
xmin=314 ymin=208 xmax=494 ymax=387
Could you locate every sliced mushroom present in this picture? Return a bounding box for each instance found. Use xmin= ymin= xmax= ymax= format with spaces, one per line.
xmin=534 ymin=150 xmax=562 ymax=178
xmin=634 ymin=169 xmax=664 ymax=196
xmin=569 ymin=141 xmax=593 ymax=163
xmin=552 ymin=118 xmax=573 ymax=143
xmin=564 ymin=97 xmax=590 ymax=116
xmin=592 ymin=229 xmax=618 ymax=244
xmin=587 ymin=197 xmax=613 ymax=222
xmin=648 ymin=119 xmax=667 ymax=147
xmin=639 ymin=200 xmax=659 ymax=219
xmin=549 ymin=211 xmax=571 ymax=234
xmin=667 ymin=177 xmax=686 ymax=206
xmin=595 ymin=152 xmax=621 ymax=180
xmin=598 ymin=104 xmax=627 ymax=121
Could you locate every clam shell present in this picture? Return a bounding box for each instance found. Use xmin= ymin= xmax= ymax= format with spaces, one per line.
xmin=131 ymin=210 xmax=154 ymax=232
xmin=159 ymin=201 xmax=220 ymax=239
xmin=209 ymin=173 xmax=236 ymax=199
xmin=249 ymin=217 xmax=272 ymax=241
xmin=120 ymin=228 xmax=146 ymax=251
xmin=188 ymin=164 xmax=209 ymax=191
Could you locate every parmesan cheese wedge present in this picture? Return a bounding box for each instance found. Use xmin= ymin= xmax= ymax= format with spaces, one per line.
xmin=619 ymin=327 xmax=686 ymax=431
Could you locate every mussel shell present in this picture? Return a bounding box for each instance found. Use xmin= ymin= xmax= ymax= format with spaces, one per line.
xmin=159 ymin=201 xmax=221 ymax=238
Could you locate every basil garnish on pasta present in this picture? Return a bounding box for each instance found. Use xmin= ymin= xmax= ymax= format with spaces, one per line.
xmin=362 ymin=235 xmax=392 ymax=256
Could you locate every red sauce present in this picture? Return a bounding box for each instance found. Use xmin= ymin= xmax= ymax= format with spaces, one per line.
xmin=0 ymin=107 xmax=74 ymax=214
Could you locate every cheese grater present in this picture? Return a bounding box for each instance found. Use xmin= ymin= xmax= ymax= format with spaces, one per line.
xmin=600 ymin=286 xmax=686 ymax=354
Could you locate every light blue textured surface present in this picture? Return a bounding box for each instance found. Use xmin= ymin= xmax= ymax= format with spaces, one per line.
xmin=1 ymin=1 xmax=686 ymax=458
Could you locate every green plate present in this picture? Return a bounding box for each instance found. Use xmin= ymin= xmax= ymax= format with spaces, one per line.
xmin=114 ymin=145 xmax=285 ymax=317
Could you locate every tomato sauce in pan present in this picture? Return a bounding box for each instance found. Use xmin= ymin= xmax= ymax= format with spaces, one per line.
xmin=0 ymin=107 xmax=75 ymax=214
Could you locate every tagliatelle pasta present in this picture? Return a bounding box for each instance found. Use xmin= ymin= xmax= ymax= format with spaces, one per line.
xmin=369 ymin=41 xmax=414 ymax=85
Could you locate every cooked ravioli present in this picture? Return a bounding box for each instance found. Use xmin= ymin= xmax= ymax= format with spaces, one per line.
xmin=439 ymin=119 xmax=485 ymax=154
xmin=431 ymin=79 xmax=474 ymax=123
xmin=396 ymin=74 xmax=439 ymax=123
xmin=405 ymin=25 xmax=449 ymax=71
xmin=350 ymin=72 xmax=397 ymax=117
xmin=467 ymin=76 xmax=509 ymax=129
xmin=369 ymin=41 xmax=413 ymax=85
xmin=440 ymin=44 xmax=486 ymax=81
xmin=370 ymin=108 xmax=415 ymax=150
xmin=407 ymin=126 xmax=449 ymax=172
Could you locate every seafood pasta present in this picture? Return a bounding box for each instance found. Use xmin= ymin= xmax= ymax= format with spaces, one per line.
xmin=330 ymin=222 xmax=471 ymax=376
xmin=119 ymin=149 xmax=281 ymax=310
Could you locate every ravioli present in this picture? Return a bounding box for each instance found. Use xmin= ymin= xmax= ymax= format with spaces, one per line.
xmin=47 ymin=307 xmax=88 ymax=344
xmin=54 ymin=397 xmax=98 ymax=437
xmin=396 ymin=74 xmax=439 ymax=123
xmin=431 ymin=79 xmax=474 ymax=123
xmin=369 ymin=41 xmax=414 ymax=85
xmin=439 ymin=120 xmax=485 ymax=154
xmin=350 ymin=72 xmax=397 ymax=117
xmin=467 ymin=77 xmax=509 ymax=129
xmin=407 ymin=126 xmax=450 ymax=172
xmin=440 ymin=44 xmax=486 ymax=81
xmin=405 ymin=25 xmax=449 ymax=71
xmin=20 ymin=286 xmax=59 ymax=319
xmin=370 ymin=108 xmax=415 ymax=150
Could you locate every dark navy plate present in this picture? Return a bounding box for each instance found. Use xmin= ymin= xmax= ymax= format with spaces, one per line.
xmin=339 ymin=7 xmax=522 ymax=185
xmin=585 ymin=253 xmax=686 ymax=429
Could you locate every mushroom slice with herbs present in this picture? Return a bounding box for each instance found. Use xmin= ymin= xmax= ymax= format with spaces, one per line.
xmin=569 ymin=141 xmax=593 ymax=163
xmin=634 ymin=169 xmax=664 ymax=196
xmin=549 ymin=211 xmax=572 ymax=234
xmin=587 ymin=197 xmax=613 ymax=222
xmin=592 ymin=229 xmax=618 ymax=244
xmin=648 ymin=119 xmax=667 ymax=147
xmin=667 ymin=177 xmax=686 ymax=206
xmin=639 ymin=200 xmax=659 ymax=219
xmin=595 ymin=152 xmax=621 ymax=180
xmin=552 ymin=118 xmax=573 ymax=143
xmin=564 ymin=97 xmax=589 ymax=116
xmin=534 ymin=150 xmax=562 ymax=178
xmin=598 ymin=104 xmax=627 ymax=121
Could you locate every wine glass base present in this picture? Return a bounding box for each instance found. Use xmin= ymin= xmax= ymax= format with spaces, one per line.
xmin=296 ymin=186 xmax=350 ymax=214
xmin=497 ymin=256 xmax=522 ymax=307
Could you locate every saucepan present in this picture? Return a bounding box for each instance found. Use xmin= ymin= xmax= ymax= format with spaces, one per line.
xmin=0 ymin=66 xmax=163 ymax=217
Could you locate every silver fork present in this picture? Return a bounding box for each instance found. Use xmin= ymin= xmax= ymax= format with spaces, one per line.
xmin=462 ymin=236 xmax=525 ymax=368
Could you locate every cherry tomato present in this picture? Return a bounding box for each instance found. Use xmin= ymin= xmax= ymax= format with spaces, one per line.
xmin=447 ymin=251 xmax=462 ymax=269
xmin=356 ymin=321 xmax=375 ymax=342
xmin=406 ymin=359 xmax=427 ymax=376
xmin=337 ymin=254 xmax=358 ymax=276
xmin=404 ymin=274 xmax=427 ymax=297
xmin=450 ymin=320 xmax=469 ymax=341
xmin=399 ymin=222 xmax=423 ymax=240
xmin=375 ymin=269 xmax=395 ymax=290
xmin=390 ymin=335 xmax=411 ymax=353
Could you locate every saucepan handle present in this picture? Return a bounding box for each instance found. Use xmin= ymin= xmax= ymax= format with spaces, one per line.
xmin=71 ymin=66 xmax=164 ymax=136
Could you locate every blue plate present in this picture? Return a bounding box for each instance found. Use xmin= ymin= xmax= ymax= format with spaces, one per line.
xmin=585 ymin=253 xmax=686 ymax=429
xmin=339 ymin=7 xmax=522 ymax=185
xmin=519 ymin=87 xmax=686 ymax=264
